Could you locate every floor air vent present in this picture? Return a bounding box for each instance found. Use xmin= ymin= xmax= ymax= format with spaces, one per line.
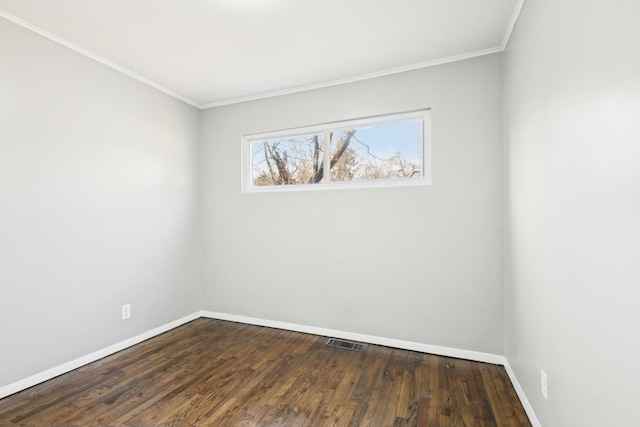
xmin=325 ymin=338 xmax=366 ymax=352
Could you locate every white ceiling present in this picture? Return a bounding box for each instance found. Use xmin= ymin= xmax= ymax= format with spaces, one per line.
xmin=0 ymin=0 xmax=522 ymax=108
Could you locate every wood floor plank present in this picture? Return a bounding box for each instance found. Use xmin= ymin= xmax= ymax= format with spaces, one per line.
xmin=344 ymin=344 xmax=387 ymax=426
xmin=0 ymin=318 xmax=532 ymax=426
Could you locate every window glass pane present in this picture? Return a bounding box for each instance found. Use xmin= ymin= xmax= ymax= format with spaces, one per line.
xmin=243 ymin=110 xmax=429 ymax=192
xmin=251 ymin=134 xmax=324 ymax=186
xmin=329 ymin=120 xmax=423 ymax=182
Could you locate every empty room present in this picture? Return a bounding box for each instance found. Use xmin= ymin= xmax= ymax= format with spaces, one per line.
xmin=1 ymin=0 xmax=638 ymax=426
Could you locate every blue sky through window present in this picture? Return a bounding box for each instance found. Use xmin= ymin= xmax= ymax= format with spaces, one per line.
xmin=342 ymin=120 xmax=422 ymax=162
xmin=245 ymin=110 xmax=429 ymax=190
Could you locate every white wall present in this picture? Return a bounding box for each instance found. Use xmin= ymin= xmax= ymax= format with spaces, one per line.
xmin=201 ymin=54 xmax=504 ymax=355
xmin=0 ymin=18 xmax=202 ymax=387
xmin=504 ymin=0 xmax=640 ymax=425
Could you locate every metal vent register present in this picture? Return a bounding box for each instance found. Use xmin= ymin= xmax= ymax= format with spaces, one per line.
xmin=325 ymin=339 xmax=366 ymax=352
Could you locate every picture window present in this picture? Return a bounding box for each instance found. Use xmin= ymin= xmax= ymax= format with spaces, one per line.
xmin=242 ymin=110 xmax=431 ymax=192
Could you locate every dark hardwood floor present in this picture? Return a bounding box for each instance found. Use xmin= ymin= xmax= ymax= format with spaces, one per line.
xmin=0 ymin=319 xmax=531 ymax=426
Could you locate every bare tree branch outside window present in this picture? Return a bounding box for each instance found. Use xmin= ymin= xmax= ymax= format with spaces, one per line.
xmin=251 ymin=120 xmax=422 ymax=187
xmin=245 ymin=111 xmax=428 ymax=190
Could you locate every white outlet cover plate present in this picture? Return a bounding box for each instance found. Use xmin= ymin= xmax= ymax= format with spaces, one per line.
xmin=122 ymin=304 xmax=131 ymax=320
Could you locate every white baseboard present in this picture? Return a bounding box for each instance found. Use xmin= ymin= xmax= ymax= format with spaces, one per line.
xmin=204 ymin=311 xmax=541 ymax=425
xmin=502 ymin=357 xmax=542 ymax=427
xmin=0 ymin=312 xmax=201 ymax=400
xmin=0 ymin=310 xmax=540 ymax=427
xmin=201 ymin=311 xmax=504 ymax=365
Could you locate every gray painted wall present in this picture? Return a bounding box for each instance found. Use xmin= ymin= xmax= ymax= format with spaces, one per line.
xmin=504 ymin=0 xmax=640 ymax=425
xmin=0 ymin=19 xmax=202 ymax=387
xmin=201 ymin=54 xmax=504 ymax=355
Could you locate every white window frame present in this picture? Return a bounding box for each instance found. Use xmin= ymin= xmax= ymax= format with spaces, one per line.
xmin=242 ymin=109 xmax=431 ymax=193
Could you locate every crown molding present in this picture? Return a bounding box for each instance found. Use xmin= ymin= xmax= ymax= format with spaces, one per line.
xmin=201 ymin=0 xmax=527 ymax=109
xmin=3 ymin=1 xmax=526 ymax=111
xmin=502 ymin=0 xmax=526 ymax=49
xmin=201 ymin=46 xmax=504 ymax=109
xmin=0 ymin=10 xmax=201 ymax=108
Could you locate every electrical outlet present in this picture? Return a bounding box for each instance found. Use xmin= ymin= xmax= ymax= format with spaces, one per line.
xmin=122 ymin=304 xmax=131 ymax=320
xmin=540 ymin=369 xmax=548 ymax=400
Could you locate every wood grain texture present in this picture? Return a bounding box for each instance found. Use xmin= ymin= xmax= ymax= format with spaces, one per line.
xmin=0 ymin=319 xmax=531 ymax=426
